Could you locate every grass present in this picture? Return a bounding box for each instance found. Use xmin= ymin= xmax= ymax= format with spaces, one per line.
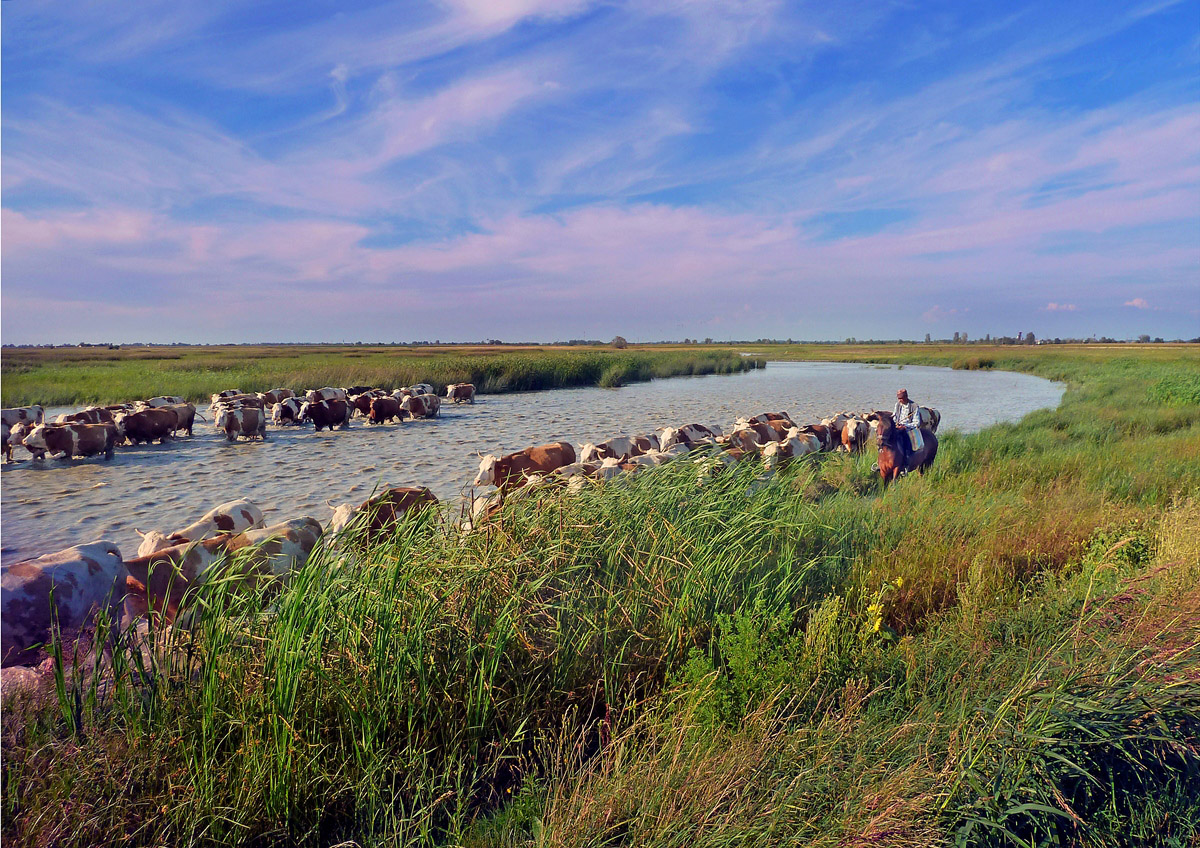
xmin=0 ymin=345 xmax=763 ymax=407
xmin=2 ymin=345 xmax=1198 ymax=847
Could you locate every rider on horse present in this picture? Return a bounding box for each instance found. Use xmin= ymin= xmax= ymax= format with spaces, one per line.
xmin=892 ymin=389 xmax=920 ymax=466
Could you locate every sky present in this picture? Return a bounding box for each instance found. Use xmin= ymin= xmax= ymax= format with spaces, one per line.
xmin=3 ymin=0 xmax=1198 ymax=344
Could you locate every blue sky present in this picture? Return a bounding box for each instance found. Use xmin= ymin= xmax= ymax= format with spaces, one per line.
xmin=3 ymin=0 xmax=1198 ymax=343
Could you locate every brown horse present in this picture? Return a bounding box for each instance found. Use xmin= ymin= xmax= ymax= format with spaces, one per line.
xmin=870 ymin=411 xmax=938 ymax=485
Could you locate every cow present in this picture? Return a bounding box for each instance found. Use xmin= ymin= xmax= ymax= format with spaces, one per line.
xmin=305 ymin=387 xmax=347 ymax=404
xmin=474 ymin=442 xmax=577 ymax=489
xmin=349 ymin=392 xmax=380 ymax=418
xmin=157 ymin=402 xmax=197 ymax=437
xmin=327 ymin=487 xmax=439 ymax=541
xmin=210 ymin=390 xmax=245 ymax=405
xmin=300 ymin=399 xmax=351 ymax=431
xmin=224 ymin=517 xmax=324 ymax=581
xmin=445 ymin=383 xmax=476 ymax=404
xmin=258 ymin=388 xmax=295 ymax=407
xmin=219 ymin=407 xmax=267 ymax=441
xmin=761 ymin=431 xmax=822 ymax=470
xmin=1 ymin=422 xmax=14 ymax=463
xmin=657 ymin=423 xmax=721 ymax=450
xmin=795 ymin=423 xmax=836 ymax=452
xmin=2 ymin=406 xmax=45 ymax=430
xmin=410 ymin=383 xmax=435 ymax=397
xmin=400 ymin=393 xmax=441 ymax=420
xmin=142 ymin=396 xmax=186 ymax=408
xmin=920 ymin=406 xmax=941 ymax=433
xmin=841 ymin=417 xmax=870 ymax=453
xmin=122 ymin=536 xmax=234 ymax=626
xmin=344 ymin=385 xmax=374 ymax=396
xmin=272 ymin=398 xmax=304 ymax=426
xmin=22 ymin=422 xmax=118 ymax=460
xmin=135 ymin=498 xmax=265 ymax=557
xmin=115 ymin=408 xmax=176 ymax=445
xmin=55 ymin=407 xmax=115 ymax=426
xmin=578 ymin=434 xmax=658 ymax=464
xmin=368 ymin=396 xmax=404 ymax=424
xmin=728 ymin=420 xmax=791 ymax=452
xmin=734 ymin=412 xmax=794 ymax=428
xmin=2 ymin=541 xmax=127 ymax=667
xmin=211 ymin=393 xmax=264 ymax=410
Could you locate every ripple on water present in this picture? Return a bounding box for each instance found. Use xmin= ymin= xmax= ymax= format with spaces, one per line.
xmin=1 ymin=362 xmax=1063 ymax=565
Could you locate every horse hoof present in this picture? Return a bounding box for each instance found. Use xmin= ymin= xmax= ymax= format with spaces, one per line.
xmin=871 ymin=463 xmax=879 ymax=472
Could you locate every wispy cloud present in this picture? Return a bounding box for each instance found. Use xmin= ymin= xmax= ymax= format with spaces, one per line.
xmin=3 ymin=0 xmax=1198 ymax=342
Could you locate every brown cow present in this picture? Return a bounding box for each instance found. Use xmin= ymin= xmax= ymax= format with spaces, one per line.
xmin=578 ymin=434 xmax=658 ymax=463
xmin=327 ymin=487 xmax=439 ymax=541
xmin=841 ymin=417 xmax=870 ymax=453
xmin=21 ymin=422 xmax=118 ymax=460
xmin=259 ymin=388 xmax=295 ymax=407
xmin=474 ymin=442 xmax=577 ymax=488
xmin=122 ymin=536 xmax=238 ymax=626
xmin=159 ymin=402 xmax=197 ymax=436
xmin=368 ymin=396 xmax=403 ymax=424
xmin=116 ymin=408 xmax=176 ymax=445
xmin=445 ymin=383 xmax=476 ymax=404
xmin=2 ymin=541 xmax=127 ymax=666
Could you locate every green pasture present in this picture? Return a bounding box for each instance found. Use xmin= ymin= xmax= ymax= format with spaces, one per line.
xmin=0 ymin=345 xmax=762 ymax=407
xmin=3 ymin=346 xmax=1199 ymax=847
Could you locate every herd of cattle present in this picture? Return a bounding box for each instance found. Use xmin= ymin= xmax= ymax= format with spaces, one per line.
xmin=0 ymin=382 xmax=477 ymax=463
xmin=0 ymin=395 xmax=939 ymax=674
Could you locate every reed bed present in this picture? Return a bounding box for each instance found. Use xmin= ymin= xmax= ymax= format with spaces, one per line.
xmin=3 ymin=347 xmax=1198 ymax=847
xmin=1 ymin=346 xmax=762 ymax=407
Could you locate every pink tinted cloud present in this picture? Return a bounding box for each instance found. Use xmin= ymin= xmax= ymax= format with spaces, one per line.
xmin=1044 ymin=302 xmax=1078 ymax=311
xmin=1123 ymin=297 xmax=1152 ymax=309
xmin=921 ymin=305 xmax=966 ymax=323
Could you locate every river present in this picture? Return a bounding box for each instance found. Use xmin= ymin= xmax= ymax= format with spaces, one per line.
xmin=1 ymin=361 xmax=1063 ymax=565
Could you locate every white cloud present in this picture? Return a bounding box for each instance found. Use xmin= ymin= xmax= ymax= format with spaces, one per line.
xmin=1044 ymin=302 xmax=1078 ymax=311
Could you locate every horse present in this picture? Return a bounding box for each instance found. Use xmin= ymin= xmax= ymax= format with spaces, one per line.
xmin=870 ymin=411 xmax=938 ymax=485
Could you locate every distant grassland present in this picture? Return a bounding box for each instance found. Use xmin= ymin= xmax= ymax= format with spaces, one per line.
xmin=0 ymin=345 xmax=762 ymax=407
xmin=4 ymin=345 xmax=1199 ymax=847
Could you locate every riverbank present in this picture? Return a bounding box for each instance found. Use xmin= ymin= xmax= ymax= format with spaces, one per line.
xmin=3 ymin=346 xmax=1198 ymax=847
xmin=0 ymin=345 xmax=763 ymax=407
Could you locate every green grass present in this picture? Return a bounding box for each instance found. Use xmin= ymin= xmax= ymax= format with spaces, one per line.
xmin=0 ymin=345 xmax=763 ymax=407
xmin=3 ymin=345 xmax=1198 ymax=847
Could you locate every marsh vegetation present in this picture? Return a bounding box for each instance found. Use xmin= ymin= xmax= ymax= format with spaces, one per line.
xmin=2 ymin=346 xmax=1198 ymax=847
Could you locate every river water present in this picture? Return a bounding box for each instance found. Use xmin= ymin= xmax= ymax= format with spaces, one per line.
xmin=1 ymin=361 xmax=1063 ymax=565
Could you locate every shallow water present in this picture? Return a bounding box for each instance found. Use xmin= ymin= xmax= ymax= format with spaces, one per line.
xmin=1 ymin=361 xmax=1063 ymax=565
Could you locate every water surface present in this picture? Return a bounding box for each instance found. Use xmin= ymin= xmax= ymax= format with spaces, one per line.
xmin=1 ymin=361 xmax=1063 ymax=564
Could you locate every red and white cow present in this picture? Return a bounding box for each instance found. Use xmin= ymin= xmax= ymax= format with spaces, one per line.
xmin=272 ymin=398 xmax=304 ymax=426
xmin=135 ymin=498 xmax=265 ymax=557
xmin=327 ymin=487 xmax=439 ymax=540
xmin=400 ymin=393 xmax=441 ymax=420
xmin=578 ymin=434 xmax=658 ymax=464
xmin=21 ymin=422 xmax=119 ymax=460
xmin=2 ymin=406 xmax=45 ymax=429
xmin=761 ymin=430 xmax=823 ymax=469
xmin=219 ymin=407 xmax=267 ymax=441
xmin=474 ymin=442 xmax=577 ymax=488
xmin=657 ymin=423 xmax=721 ymax=450
xmin=305 ymin=387 xmax=347 ymax=404
xmin=445 ymin=383 xmax=476 ymax=404
xmin=2 ymin=541 xmax=127 ymax=667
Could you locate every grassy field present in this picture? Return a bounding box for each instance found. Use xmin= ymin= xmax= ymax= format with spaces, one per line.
xmin=0 ymin=345 xmax=762 ymax=407
xmin=3 ymin=345 xmax=1198 ymax=847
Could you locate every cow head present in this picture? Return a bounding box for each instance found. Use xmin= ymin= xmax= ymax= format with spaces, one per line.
xmin=20 ymin=424 xmax=48 ymax=455
xmin=134 ymin=529 xmax=176 ymax=557
xmin=474 ymin=454 xmax=500 ymax=487
xmin=327 ymin=502 xmax=358 ymax=535
xmin=578 ymin=443 xmax=602 ymax=464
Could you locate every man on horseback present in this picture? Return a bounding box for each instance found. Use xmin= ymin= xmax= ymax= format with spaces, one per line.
xmin=891 ymin=389 xmax=921 ymax=466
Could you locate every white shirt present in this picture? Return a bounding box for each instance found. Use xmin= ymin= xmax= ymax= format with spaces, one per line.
xmin=893 ymin=400 xmax=919 ymax=429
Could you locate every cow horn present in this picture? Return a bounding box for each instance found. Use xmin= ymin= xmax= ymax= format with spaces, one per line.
xmin=134 ymin=528 xmax=146 ymax=537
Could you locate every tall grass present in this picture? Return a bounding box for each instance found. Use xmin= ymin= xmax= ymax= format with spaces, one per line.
xmin=3 ymin=347 xmax=1198 ymax=847
xmin=1 ymin=347 xmax=761 ymax=407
